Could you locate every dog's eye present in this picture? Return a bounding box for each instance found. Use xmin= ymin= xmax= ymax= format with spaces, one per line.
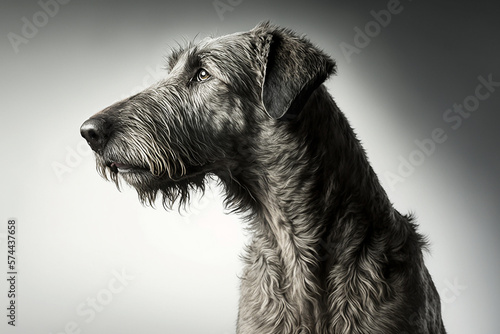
xmin=194 ymin=68 xmax=211 ymax=82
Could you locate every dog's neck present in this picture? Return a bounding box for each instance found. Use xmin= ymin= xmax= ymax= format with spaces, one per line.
xmin=219 ymin=83 xmax=403 ymax=271
xmin=229 ymin=85 xmax=393 ymax=228
xmin=296 ymin=85 xmax=393 ymax=220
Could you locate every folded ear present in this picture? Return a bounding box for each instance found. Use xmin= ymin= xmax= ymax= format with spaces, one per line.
xmin=251 ymin=22 xmax=336 ymax=119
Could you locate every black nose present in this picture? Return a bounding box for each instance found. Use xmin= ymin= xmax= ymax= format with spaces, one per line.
xmin=80 ymin=118 xmax=110 ymax=153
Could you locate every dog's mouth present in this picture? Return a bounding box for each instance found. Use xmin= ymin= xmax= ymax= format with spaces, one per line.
xmin=107 ymin=162 xmax=147 ymax=174
xmin=103 ymin=159 xmax=209 ymax=182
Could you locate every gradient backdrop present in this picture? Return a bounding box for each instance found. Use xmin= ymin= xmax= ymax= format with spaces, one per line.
xmin=1 ymin=1 xmax=499 ymax=333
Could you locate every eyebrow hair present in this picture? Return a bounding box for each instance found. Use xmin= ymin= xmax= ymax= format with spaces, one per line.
xmin=166 ymin=42 xmax=207 ymax=73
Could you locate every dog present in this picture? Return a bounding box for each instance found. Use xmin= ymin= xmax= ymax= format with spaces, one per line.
xmin=81 ymin=22 xmax=446 ymax=333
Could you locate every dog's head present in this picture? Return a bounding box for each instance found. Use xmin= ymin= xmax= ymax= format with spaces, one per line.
xmin=80 ymin=22 xmax=335 ymax=208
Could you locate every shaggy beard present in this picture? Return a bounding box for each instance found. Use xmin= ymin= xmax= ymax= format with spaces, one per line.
xmin=94 ymin=154 xmax=208 ymax=210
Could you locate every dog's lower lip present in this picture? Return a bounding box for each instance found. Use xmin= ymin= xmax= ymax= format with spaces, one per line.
xmin=110 ymin=162 xmax=137 ymax=173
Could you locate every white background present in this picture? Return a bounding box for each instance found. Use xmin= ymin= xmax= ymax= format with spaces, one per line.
xmin=1 ymin=0 xmax=499 ymax=333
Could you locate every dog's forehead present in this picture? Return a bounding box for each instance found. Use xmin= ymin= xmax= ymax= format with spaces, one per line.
xmin=166 ymin=31 xmax=252 ymax=72
xmin=196 ymin=30 xmax=251 ymax=51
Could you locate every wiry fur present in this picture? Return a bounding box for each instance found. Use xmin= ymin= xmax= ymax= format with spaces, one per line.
xmin=81 ymin=22 xmax=446 ymax=333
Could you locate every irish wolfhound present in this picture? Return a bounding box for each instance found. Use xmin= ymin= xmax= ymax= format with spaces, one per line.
xmin=80 ymin=22 xmax=446 ymax=333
